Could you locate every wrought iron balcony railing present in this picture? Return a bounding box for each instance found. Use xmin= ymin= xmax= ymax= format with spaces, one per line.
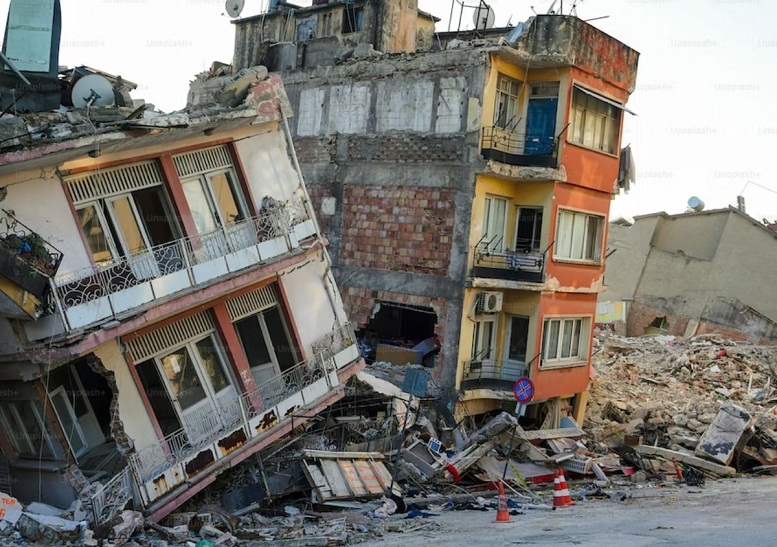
xmin=0 ymin=209 xmax=63 ymax=299
xmin=471 ymin=239 xmax=553 ymax=284
xmin=481 ymin=126 xmax=558 ymax=168
xmin=461 ymin=359 xmax=527 ymax=389
xmin=48 ymin=197 xmax=316 ymax=331
xmin=127 ymin=323 xmax=358 ymax=486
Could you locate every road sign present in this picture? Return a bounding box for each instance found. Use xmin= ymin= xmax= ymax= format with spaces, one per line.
xmin=513 ymin=377 xmax=535 ymax=404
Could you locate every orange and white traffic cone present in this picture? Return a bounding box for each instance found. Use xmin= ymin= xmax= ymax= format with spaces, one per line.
xmin=494 ymin=480 xmax=512 ymax=523
xmin=552 ymin=468 xmax=574 ymax=508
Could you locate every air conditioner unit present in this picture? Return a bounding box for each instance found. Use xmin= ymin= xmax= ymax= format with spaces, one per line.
xmin=477 ymin=291 xmax=503 ymax=314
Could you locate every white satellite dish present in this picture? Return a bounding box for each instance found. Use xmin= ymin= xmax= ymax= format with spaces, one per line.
xmin=225 ymin=0 xmax=244 ymax=18
xmin=687 ymin=196 xmax=705 ymax=212
xmin=72 ymin=74 xmax=114 ymax=108
xmin=473 ymin=3 xmax=496 ymax=30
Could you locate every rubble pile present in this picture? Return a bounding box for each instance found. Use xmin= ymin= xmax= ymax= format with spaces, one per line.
xmin=587 ymin=332 xmax=777 ymax=467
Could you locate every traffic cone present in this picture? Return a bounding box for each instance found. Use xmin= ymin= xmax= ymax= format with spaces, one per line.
xmin=494 ymin=480 xmax=512 ymax=523
xmin=552 ymin=468 xmax=574 ymax=508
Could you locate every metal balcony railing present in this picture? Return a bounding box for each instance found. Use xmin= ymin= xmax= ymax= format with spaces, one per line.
xmin=48 ymin=197 xmax=316 ymax=330
xmin=127 ymin=323 xmax=358 ymax=485
xmin=0 ymin=209 xmax=63 ymax=300
xmin=471 ymin=239 xmax=553 ymax=284
xmin=481 ymin=126 xmax=558 ymax=168
xmin=87 ymin=466 xmax=133 ymax=524
xmin=461 ymin=359 xmax=527 ymax=388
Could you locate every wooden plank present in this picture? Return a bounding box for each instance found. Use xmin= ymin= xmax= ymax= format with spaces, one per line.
xmin=303 ymin=449 xmax=384 ymax=460
xmin=320 ymin=460 xmax=351 ymax=498
xmin=634 ymin=445 xmax=737 ymax=476
xmin=354 ymin=460 xmax=383 ymax=495
xmin=338 ymin=460 xmax=368 ymax=496
xmin=302 ymin=461 xmax=334 ymax=502
xmin=517 ymin=426 xmax=586 ymax=441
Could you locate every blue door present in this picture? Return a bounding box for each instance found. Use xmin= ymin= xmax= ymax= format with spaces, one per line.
xmin=524 ymin=98 xmax=557 ymax=155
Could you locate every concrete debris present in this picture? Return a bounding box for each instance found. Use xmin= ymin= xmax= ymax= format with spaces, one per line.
xmin=587 ymin=331 xmax=777 ymax=469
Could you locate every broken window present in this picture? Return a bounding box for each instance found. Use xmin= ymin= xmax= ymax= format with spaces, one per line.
xmin=359 ymin=303 xmax=438 ymax=366
xmin=554 ymin=209 xmax=604 ymax=263
xmin=482 ymin=195 xmax=508 ymax=252
xmin=515 ymin=206 xmax=543 ymax=253
xmin=0 ymin=399 xmax=61 ymax=460
xmin=342 ymin=6 xmax=364 ymax=33
xmin=493 ymin=75 xmax=522 ymax=130
xmin=569 ymin=87 xmax=621 ymax=155
xmin=541 ymin=317 xmax=590 ymax=367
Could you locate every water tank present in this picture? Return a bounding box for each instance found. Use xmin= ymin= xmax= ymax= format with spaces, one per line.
xmin=687 ymin=196 xmax=705 ymax=212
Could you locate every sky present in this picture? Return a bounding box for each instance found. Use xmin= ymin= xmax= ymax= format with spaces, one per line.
xmin=2 ymin=0 xmax=777 ymax=223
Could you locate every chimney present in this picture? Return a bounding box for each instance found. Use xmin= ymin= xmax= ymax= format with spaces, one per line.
xmin=737 ymin=195 xmax=746 ymax=214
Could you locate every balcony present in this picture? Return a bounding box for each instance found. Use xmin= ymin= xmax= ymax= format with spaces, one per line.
xmin=48 ymin=197 xmax=317 ymax=331
xmin=461 ymin=359 xmax=527 ymax=391
xmin=126 ymin=323 xmax=359 ymax=510
xmin=481 ymin=127 xmax=558 ymax=168
xmin=0 ymin=209 xmax=63 ymax=319
xmin=471 ymin=240 xmax=550 ymax=285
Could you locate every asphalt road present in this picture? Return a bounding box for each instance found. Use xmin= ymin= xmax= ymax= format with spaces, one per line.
xmin=359 ymin=476 xmax=777 ymax=547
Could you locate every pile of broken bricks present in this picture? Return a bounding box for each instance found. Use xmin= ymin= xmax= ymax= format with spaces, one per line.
xmin=586 ymin=331 xmax=777 ymax=475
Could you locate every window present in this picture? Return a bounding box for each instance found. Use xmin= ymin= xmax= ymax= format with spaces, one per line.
xmin=342 ymin=6 xmax=364 ymax=33
xmin=482 ymin=196 xmax=508 ymax=251
xmin=182 ymin=170 xmax=247 ymax=234
xmin=471 ymin=318 xmax=496 ymax=362
xmin=515 ymin=207 xmax=543 ymax=253
xmin=506 ymin=315 xmax=530 ymax=363
xmin=554 ymin=209 xmax=604 ymax=262
xmin=569 ymin=87 xmax=621 ymax=154
xmin=76 ymin=185 xmax=179 ymax=267
xmin=0 ymin=400 xmax=60 ymax=459
xmin=234 ymin=305 xmax=296 ymax=387
xmin=541 ymin=317 xmax=590 ymax=367
xmin=494 ymin=75 xmax=522 ymax=130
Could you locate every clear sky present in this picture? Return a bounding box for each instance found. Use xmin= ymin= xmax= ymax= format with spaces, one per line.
xmin=2 ymin=0 xmax=776 ymax=223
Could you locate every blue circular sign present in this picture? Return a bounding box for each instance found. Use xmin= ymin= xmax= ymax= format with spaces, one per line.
xmin=513 ymin=377 xmax=535 ymax=403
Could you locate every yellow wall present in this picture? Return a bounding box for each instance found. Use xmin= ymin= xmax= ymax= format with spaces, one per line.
xmin=482 ymin=55 xmax=570 ymax=139
xmin=469 ymin=174 xmax=554 ymax=252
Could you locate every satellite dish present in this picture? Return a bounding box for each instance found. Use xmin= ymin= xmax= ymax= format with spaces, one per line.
xmin=225 ymin=0 xmax=244 ymax=18
xmin=72 ymin=74 xmax=114 ymax=108
xmin=687 ymin=196 xmax=705 ymax=212
xmin=473 ymin=3 xmax=496 ymax=30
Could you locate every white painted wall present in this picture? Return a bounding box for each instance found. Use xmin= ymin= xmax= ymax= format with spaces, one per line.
xmin=281 ymin=252 xmax=347 ymax=355
xmin=236 ymin=131 xmax=301 ymax=207
xmin=435 ymin=77 xmax=466 ymax=134
xmin=297 ymin=88 xmax=325 ymax=136
xmin=0 ymin=168 xmax=92 ymax=277
xmin=376 ymin=79 xmax=434 ymax=133
xmin=327 ymin=84 xmax=370 ymax=134
xmin=92 ymin=339 xmax=158 ymax=452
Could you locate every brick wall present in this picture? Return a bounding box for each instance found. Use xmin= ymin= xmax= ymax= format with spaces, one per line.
xmin=341 ymin=186 xmax=456 ymax=275
xmin=342 ymin=286 xmax=448 ymax=375
xmin=348 ymin=135 xmax=466 ymax=163
xmin=294 ymin=136 xmax=336 ymax=164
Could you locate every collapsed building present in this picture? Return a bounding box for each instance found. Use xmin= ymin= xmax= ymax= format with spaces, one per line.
xmin=229 ymin=2 xmax=640 ymax=421
xmin=0 ymin=0 xmax=363 ymax=523
xmin=600 ymin=206 xmax=777 ymax=343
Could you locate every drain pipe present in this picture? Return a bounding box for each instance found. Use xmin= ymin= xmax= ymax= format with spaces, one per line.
xmin=280 ymin=110 xmax=342 ymax=328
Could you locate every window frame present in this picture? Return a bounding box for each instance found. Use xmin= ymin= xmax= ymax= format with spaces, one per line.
xmin=567 ymin=85 xmax=622 ymax=156
xmin=504 ymin=314 xmax=530 ymax=364
xmin=540 ymin=316 xmax=591 ymax=369
xmin=514 ymin=206 xmax=543 ymax=253
xmin=0 ymin=400 xmax=61 ymax=460
xmin=181 ymin=168 xmax=248 ymax=233
xmin=471 ymin=316 xmax=497 ymax=363
xmin=482 ymin=195 xmax=509 ymax=252
xmin=493 ymin=74 xmax=522 ymax=130
xmin=76 ymin=201 xmax=120 ymax=266
xmin=553 ymin=208 xmax=605 ymax=264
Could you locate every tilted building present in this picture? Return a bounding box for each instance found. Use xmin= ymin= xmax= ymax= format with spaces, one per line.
xmin=231 ymin=3 xmax=639 ymax=422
